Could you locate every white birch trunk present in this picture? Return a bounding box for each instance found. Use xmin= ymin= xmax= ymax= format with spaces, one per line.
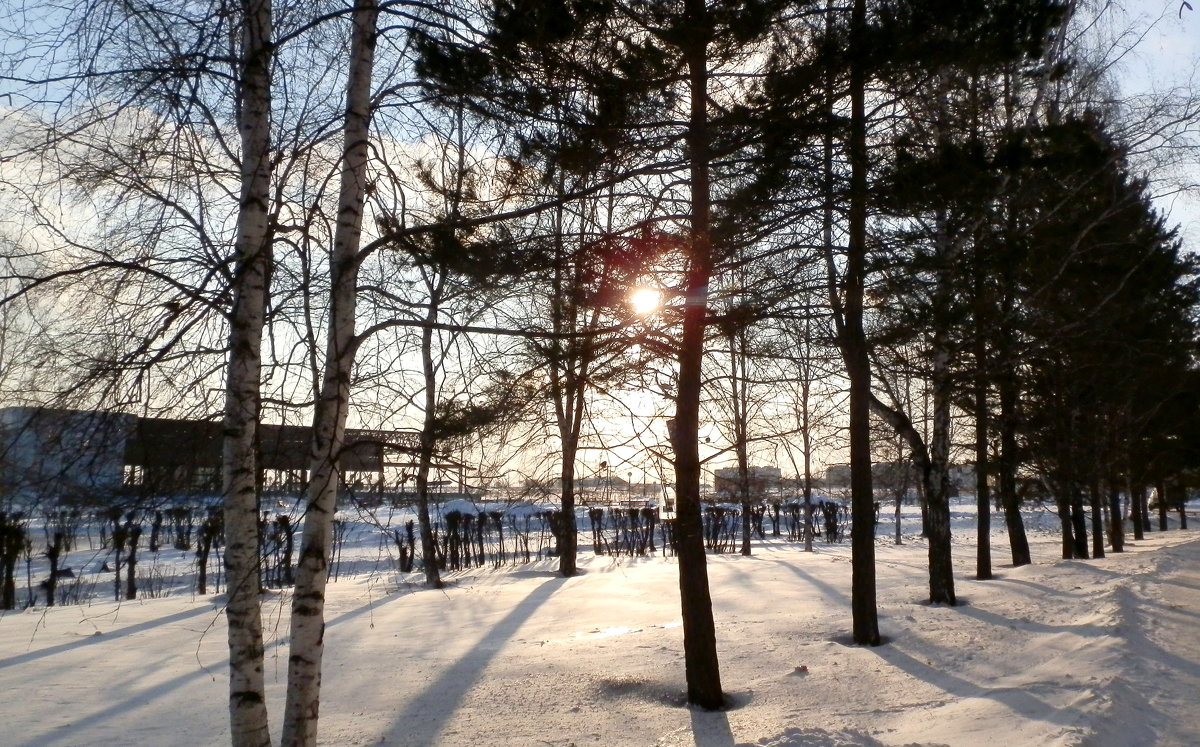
xmin=223 ymin=1 xmax=274 ymax=744
xmin=281 ymin=2 xmax=378 ymax=743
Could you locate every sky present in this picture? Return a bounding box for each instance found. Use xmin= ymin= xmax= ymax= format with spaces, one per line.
xmin=1111 ymin=2 xmax=1200 ymax=242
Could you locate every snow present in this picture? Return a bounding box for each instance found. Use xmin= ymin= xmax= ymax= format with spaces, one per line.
xmin=2 ymin=501 xmax=1198 ymax=746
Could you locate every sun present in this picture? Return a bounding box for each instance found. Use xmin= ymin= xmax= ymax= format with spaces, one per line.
xmin=629 ymin=288 xmax=662 ymax=315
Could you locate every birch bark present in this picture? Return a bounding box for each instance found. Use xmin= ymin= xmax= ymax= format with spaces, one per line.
xmin=222 ymin=1 xmax=274 ymax=744
xmin=282 ymin=2 xmax=378 ymax=743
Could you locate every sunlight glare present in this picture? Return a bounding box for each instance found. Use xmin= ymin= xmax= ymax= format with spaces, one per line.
xmin=629 ymin=288 xmax=662 ymax=315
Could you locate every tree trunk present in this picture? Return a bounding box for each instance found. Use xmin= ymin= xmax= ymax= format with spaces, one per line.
xmin=803 ymin=439 xmax=815 ymax=551
xmin=925 ymin=207 xmax=957 ymax=605
xmin=730 ymin=328 xmax=752 ymax=557
xmin=281 ymin=3 xmax=377 ymax=744
xmin=417 ymin=283 xmax=445 ymax=590
xmin=1106 ymin=480 xmax=1124 ymax=552
xmin=894 ymin=489 xmax=903 ymax=546
xmin=1070 ymin=486 xmax=1088 ymax=559
xmin=558 ymin=453 xmax=579 ymax=574
xmin=125 ymin=525 xmax=141 ymax=601
xmin=802 ymin=371 xmax=815 ymax=553
xmin=222 ymin=3 xmax=274 ymax=743
xmin=844 ymin=0 xmax=882 ymax=643
xmin=1156 ymin=479 xmax=1168 ymax=531
xmin=46 ymin=532 xmax=64 ymax=607
xmin=974 ymin=385 xmax=991 ymax=579
xmin=1140 ymin=484 xmax=1152 ymax=532
xmin=548 ymin=181 xmax=593 ymax=578
xmin=998 ymin=373 xmax=1030 ymax=566
xmin=672 ymin=0 xmax=723 ymax=708
xmin=554 ymin=315 xmax=584 ymax=576
xmin=552 ymin=395 xmax=582 ymax=575
xmin=1130 ymin=481 xmax=1145 ymax=541
xmin=973 ymin=253 xmax=991 ymax=580
xmin=1089 ymin=479 xmax=1104 ymax=559
xmin=1055 ymin=489 xmax=1073 ymax=560
xmin=926 ymin=345 xmax=956 ymax=604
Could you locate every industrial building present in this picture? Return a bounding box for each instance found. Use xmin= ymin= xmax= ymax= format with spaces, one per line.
xmin=0 ymin=407 xmax=440 ymax=505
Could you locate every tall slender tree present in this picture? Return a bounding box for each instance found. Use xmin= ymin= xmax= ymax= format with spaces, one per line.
xmin=222 ymin=2 xmax=275 ymax=742
xmin=282 ymin=1 xmax=379 ymax=743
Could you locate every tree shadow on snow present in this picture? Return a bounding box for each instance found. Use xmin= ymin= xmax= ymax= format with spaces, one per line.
xmin=949 ymin=597 xmax=1109 ymax=637
xmin=691 ymin=706 xmax=735 ymax=747
xmin=870 ymin=644 xmax=1084 ymax=728
xmin=732 ymin=726 xmax=892 ymax=746
xmin=772 ymin=561 xmax=851 ymax=607
xmin=383 ymin=575 xmax=567 ymax=744
xmin=0 ymin=605 xmax=211 ymax=671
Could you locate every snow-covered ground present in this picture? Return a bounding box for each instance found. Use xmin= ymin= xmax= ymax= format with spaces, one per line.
xmin=2 ymin=500 xmax=1198 ymax=746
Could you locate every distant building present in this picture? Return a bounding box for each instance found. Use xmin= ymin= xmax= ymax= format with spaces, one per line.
xmin=948 ymin=464 xmax=976 ymax=490
xmin=823 ymin=464 xmax=851 ymax=488
xmin=712 ymin=465 xmax=782 ymax=498
xmin=824 ymin=461 xmax=975 ymax=497
xmin=0 ymin=407 xmax=133 ymax=500
xmin=0 ymin=407 xmax=424 ymax=505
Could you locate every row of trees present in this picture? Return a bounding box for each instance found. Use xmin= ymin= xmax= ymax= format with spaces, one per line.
xmin=3 ymin=0 xmax=1199 ymax=742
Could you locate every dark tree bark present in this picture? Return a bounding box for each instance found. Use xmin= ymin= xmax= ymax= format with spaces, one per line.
xmin=125 ymin=524 xmax=141 ymax=601
xmin=1070 ymin=487 xmax=1089 ymax=559
xmin=1089 ymin=479 xmax=1105 ymax=559
xmin=1130 ymin=481 xmax=1145 ymax=541
xmin=974 ymin=407 xmax=992 ymax=580
xmin=416 ymin=282 xmax=446 ymax=590
xmin=998 ymin=374 xmax=1031 ymax=565
xmin=670 ymin=0 xmax=724 ymax=709
xmin=45 ymin=532 xmax=64 ymax=607
xmin=1106 ymin=481 xmax=1125 ymax=552
xmin=1156 ymin=479 xmax=1169 ymax=531
xmin=973 ymin=242 xmax=992 ymax=580
xmin=843 ymin=0 xmax=882 ymax=641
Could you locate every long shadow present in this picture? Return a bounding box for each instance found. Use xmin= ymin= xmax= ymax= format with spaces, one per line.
xmin=990 ymin=575 xmax=1113 ymax=599
xmin=691 ymin=706 xmax=735 ymax=747
xmin=872 ymin=645 xmax=1086 ymax=728
xmin=775 ymin=559 xmax=851 ymax=607
xmin=12 ymin=584 xmax=418 ymax=742
xmin=1113 ymin=584 xmax=1200 ymax=677
xmin=952 ymin=599 xmax=1108 ymax=637
xmin=0 ymin=605 xmax=211 ymax=670
xmin=715 ymin=558 xmax=769 ymax=596
xmin=320 ymin=581 xmax=418 ymax=630
xmin=383 ymin=576 xmax=566 ymax=744
xmin=733 ymin=727 xmax=887 ymax=747
xmin=1158 ymin=576 xmax=1200 ymax=593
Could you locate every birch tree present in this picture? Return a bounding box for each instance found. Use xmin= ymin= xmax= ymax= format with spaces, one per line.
xmin=281 ymin=1 xmax=378 ymax=743
xmin=222 ymin=1 xmax=275 ymax=742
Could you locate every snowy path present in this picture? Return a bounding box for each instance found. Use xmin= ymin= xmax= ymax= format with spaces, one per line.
xmin=1079 ymin=540 xmax=1200 ymax=747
